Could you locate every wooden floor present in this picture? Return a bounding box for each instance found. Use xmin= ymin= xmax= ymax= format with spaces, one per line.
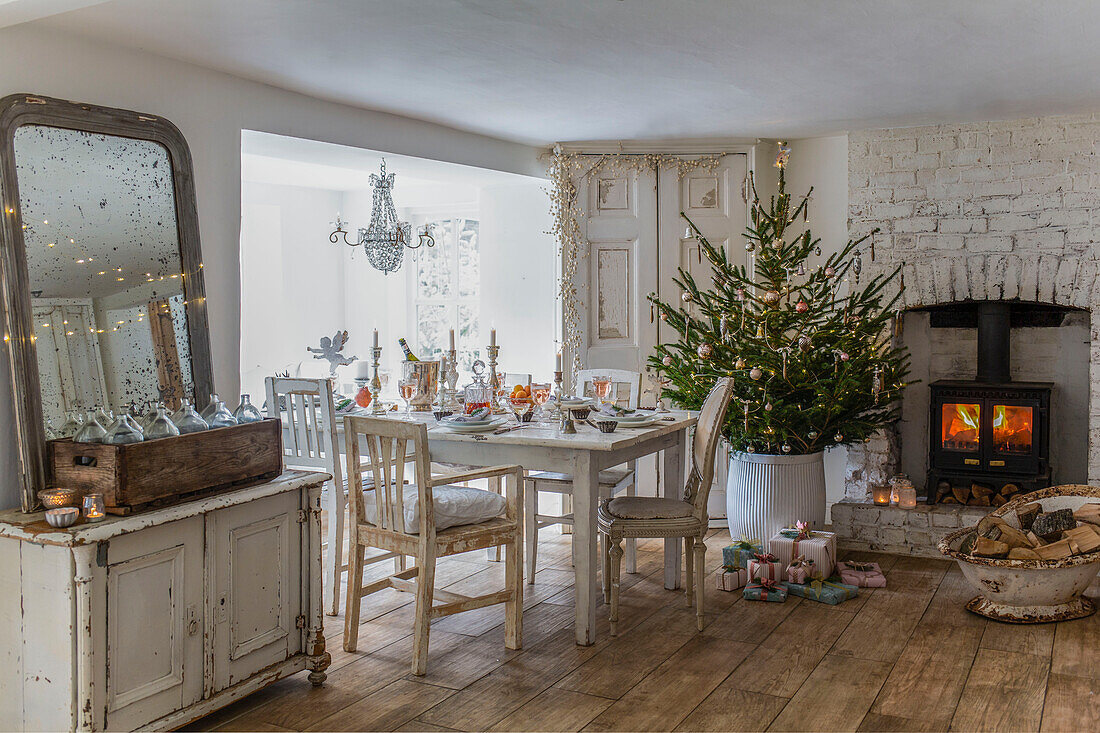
xmin=187 ymin=529 xmax=1100 ymax=733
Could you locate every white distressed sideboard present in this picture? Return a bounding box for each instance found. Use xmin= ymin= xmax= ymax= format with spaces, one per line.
xmin=0 ymin=470 xmax=331 ymax=732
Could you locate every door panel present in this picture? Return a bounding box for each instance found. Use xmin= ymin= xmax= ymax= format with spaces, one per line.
xmin=212 ymin=490 xmax=301 ymax=690
xmin=105 ymin=515 xmax=203 ymax=731
xmin=658 ymin=155 xmax=749 ymax=518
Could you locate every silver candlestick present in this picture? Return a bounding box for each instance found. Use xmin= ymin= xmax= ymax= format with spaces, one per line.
xmin=553 ymin=369 xmax=576 ymax=434
xmin=486 ymin=343 xmax=502 ymax=413
xmin=444 ymin=348 xmax=460 ymax=409
xmin=369 ymin=346 xmax=385 ymax=415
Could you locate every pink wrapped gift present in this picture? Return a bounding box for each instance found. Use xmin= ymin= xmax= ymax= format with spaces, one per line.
xmin=717 ymin=566 xmax=749 ymax=591
xmin=836 ymin=560 xmax=887 ymax=588
xmin=768 ymin=526 xmax=836 ymax=581
xmin=786 ymin=555 xmax=815 ymax=584
xmin=747 ymin=552 xmax=779 ymax=582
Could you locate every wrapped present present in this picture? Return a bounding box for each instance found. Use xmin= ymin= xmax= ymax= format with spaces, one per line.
xmin=781 ymin=576 xmax=858 ymax=605
xmin=747 ymin=552 xmax=779 ymax=582
xmin=717 ymin=566 xmax=749 ymax=591
xmin=743 ymin=578 xmax=788 ymax=602
xmin=786 ymin=555 xmax=815 ymax=584
xmin=836 ymin=560 xmax=887 ymax=588
xmin=722 ymin=538 xmax=763 ymax=570
xmin=768 ymin=524 xmax=836 ymax=580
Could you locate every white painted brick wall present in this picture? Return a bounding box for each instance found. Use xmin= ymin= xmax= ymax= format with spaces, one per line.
xmin=846 ymin=113 xmax=1100 ymax=501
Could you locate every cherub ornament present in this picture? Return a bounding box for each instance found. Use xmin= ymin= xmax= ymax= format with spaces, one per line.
xmin=307 ymin=330 xmax=358 ymax=375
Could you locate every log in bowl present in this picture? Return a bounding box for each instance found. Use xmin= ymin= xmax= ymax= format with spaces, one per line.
xmin=939 ymin=484 xmax=1100 ymax=624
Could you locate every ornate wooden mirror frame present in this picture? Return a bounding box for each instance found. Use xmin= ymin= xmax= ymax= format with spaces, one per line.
xmin=0 ymin=94 xmax=213 ymax=511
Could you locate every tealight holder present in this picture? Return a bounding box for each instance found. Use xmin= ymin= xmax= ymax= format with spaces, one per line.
xmin=871 ymin=485 xmax=891 ymax=506
xmin=38 ymin=487 xmax=80 ymax=509
xmin=82 ymin=493 xmax=106 ymax=523
xmin=898 ymin=486 xmax=918 ymax=509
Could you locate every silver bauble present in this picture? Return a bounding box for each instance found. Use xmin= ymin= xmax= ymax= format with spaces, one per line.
xmin=749 ymin=367 xmax=763 ymax=380
xmin=764 ymin=290 xmax=780 ymax=305
xmin=834 ymin=432 xmax=844 ymax=442
xmin=808 ymin=430 xmax=819 ymax=439
xmin=697 ymin=343 xmax=713 ymax=359
xmin=781 ymin=443 xmax=791 ymax=453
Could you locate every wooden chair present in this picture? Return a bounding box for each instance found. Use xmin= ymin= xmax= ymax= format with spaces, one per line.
xmin=342 ymin=415 xmax=523 ymax=675
xmin=524 ymin=368 xmax=642 ymax=583
xmin=598 ymin=377 xmax=735 ymax=634
xmin=266 ymin=376 xmax=349 ymax=617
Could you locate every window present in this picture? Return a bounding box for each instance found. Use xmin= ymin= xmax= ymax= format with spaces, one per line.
xmin=412 ymin=216 xmax=480 ymax=374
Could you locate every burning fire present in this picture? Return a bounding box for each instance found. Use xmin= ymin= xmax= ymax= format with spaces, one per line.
xmin=993 ymin=405 xmax=1033 ymax=454
xmin=942 ymin=403 xmax=980 ymax=451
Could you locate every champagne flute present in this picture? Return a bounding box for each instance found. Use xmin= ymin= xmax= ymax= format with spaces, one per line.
xmin=507 ymin=395 xmax=533 ymax=424
xmin=398 ymin=379 xmax=416 ymax=418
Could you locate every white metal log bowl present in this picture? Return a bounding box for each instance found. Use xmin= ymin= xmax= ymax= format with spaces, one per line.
xmin=939 ymin=484 xmax=1100 ymax=624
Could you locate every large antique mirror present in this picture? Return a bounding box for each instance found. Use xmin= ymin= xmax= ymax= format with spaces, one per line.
xmin=0 ymin=94 xmax=212 ymax=511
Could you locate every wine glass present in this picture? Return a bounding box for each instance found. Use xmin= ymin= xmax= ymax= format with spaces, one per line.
xmin=398 ymin=379 xmax=416 ymax=418
xmin=507 ymin=395 xmax=533 ymax=424
xmin=531 ymin=382 xmax=551 ymax=422
xmin=591 ymin=375 xmax=612 ymax=404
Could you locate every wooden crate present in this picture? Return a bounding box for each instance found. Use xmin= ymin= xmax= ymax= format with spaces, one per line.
xmin=47 ymin=419 xmax=283 ymax=510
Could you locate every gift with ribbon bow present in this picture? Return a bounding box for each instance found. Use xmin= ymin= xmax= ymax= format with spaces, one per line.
xmin=836 ymin=560 xmax=887 ymax=588
xmin=781 ymin=574 xmax=858 ymax=605
xmin=768 ymin=524 xmax=836 ymax=580
xmin=747 ymin=552 xmax=779 ymax=582
xmin=786 ymin=555 xmax=815 ymax=584
xmin=743 ymin=577 xmax=788 ymax=602
xmin=717 ymin=565 xmax=749 ymax=592
xmin=722 ymin=537 xmax=763 ymax=570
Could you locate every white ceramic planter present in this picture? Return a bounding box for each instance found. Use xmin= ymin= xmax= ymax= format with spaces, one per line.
xmin=726 ymin=451 xmax=826 ymax=543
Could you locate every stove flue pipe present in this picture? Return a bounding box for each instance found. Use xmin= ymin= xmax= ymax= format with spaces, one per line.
xmin=976 ymin=302 xmax=1011 ymax=383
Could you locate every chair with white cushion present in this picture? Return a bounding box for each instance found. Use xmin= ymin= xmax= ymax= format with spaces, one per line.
xmin=524 ymin=368 xmax=643 ymax=583
xmin=342 ymin=414 xmax=523 ymax=675
xmin=598 ymin=377 xmax=735 ymax=634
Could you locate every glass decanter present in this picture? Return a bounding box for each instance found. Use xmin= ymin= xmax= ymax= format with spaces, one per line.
xmin=74 ymin=408 xmax=109 ymax=443
xmin=144 ymin=403 xmax=180 ymax=440
xmin=206 ymin=398 xmax=238 ymax=428
xmin=233 ymin=394 xmax=263 ymax=423
xmin=200 ymin=393 xmax=222 ymax=423
xmin=103 ymin=406 xmax=144 ymax=444
xmin=173 ymin=400 xmax=209 ymax=434
xmin=462 ymin=360 xmax=493 ymax=415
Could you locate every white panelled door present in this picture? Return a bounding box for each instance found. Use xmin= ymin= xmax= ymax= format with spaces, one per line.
xmin=658 ymin=155 xmax=749 ymax=519
xmin=577 ymin=163 xmax=658 ymax=377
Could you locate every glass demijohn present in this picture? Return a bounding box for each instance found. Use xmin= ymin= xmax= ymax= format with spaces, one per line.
xmin=233 ymin=394 xmax=264 ymax=423
xmin=144 ymin=404 xmax=181 ymax=440
xmin=173 ymin=400 xmax=209 ymax=434
xmin=74 ymin=408 xmax=109 ymax=443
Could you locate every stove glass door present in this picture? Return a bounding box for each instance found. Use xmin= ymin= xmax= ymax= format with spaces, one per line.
xmin=991 ymin=404 xmax=1034 ymax=456
xmin=941 ymin=402 xmax=981 ymax=452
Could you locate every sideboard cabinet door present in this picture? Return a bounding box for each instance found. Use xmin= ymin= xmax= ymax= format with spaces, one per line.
xmin=104 ymin=515 xmax=204 ymax=731
xmin=210 ymin=490 xmax=303 ymax=691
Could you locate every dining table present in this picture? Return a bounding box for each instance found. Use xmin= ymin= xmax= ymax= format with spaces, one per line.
xmin=299 ymin=406 xmax=697 ymax=646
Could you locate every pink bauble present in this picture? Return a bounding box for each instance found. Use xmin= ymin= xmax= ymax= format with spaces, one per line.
xmin=796 ymin=300 xmax=809 ymax=313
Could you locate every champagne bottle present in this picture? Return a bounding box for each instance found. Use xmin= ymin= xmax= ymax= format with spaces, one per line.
xmin=398 ymin=338 xmax=419 ymax=361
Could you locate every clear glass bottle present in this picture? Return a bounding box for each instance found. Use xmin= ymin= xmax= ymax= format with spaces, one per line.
xmin=200 ymin=394 xmax=222 ymax=423
xmin=173 ymin=400 xmax=209 ymax=434
xmin=74 ymin=408 xmax=109 ymax=443
xmin=56 ymin=411 xmax=84 ymax=438
xmin=462 ymin=360 xmax=493 ymax=415
xmin=144 ymin=404 xmax=181 ymax=440
xmin=125 ymin=405 xmax=145 ymax=436
xmin=103 ymin=406 xmax=144 ymax=444
xmin=206 ymin=398 xmax=238 ymax=428
xmin=233 ymin=394 xmax=263 ymax=423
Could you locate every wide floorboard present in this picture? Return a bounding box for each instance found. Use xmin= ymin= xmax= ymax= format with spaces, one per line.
xmin=187 ymin=530 xmax=1100 ymax=732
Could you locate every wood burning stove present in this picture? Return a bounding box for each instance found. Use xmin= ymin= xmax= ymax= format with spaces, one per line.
xmin=927 ymin=302 xmax=1053 ymax=504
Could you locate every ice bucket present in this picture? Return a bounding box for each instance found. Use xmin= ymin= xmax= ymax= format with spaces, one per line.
xmin=401 ymin=360 xmax=440 ymax=412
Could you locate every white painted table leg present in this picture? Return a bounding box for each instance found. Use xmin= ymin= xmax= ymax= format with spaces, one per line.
xmin=306 ymin=484 xmax=330 ymax=686
xmin=72 ymin=544 xmax=96 ymax=732
xmin=572 ymin=452 xmax=600 ymax=645
xmin=663 ymin=430 xmax=685 ymax=590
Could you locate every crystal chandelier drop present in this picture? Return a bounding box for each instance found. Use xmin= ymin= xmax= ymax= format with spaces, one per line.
xmin=329 ymin=158 xmax=434 ymax=274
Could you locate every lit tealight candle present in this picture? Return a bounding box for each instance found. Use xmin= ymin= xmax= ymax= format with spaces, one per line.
xmin=872 ymin=485 xmax=891 ymax=506
xmin=898 ymin=487 xmax=918 ymax=509
xmin=82 ymin=493 xmax=106 ymax=522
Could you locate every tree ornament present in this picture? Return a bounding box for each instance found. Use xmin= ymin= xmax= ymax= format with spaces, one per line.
xmin=697 ymin=343 xmax=713 ymax=359
xmin=681 ymin=291 xmax=692 ymax=303
xmin=795 ymin=300 xmax=809 ymax=314
xmin=852 ymin=251 xmax=863 ymax=283
xmin=749 ymin=367 xmax=763 ymax=380
xmin=735 ymin=288 xmax=745 ymax=301
xmin=834 ymin=432 xmax=844 ymax=442
xmin=745 ymin=241 xmax=756 ymax=252
xmin=778 ymin=346 xmax=791 ymax=378
xmin=824 ymin=265 xmax=836 ymax=277
xmin=764 ymin=290 xmax=780 ymax=305
xmin=659 ymin=311 xmax=668 ymax=321
xmin=746 ymin=444 xmax=756 ymax=453
xmin=719 ymin=314 xmax=729 ymax=341
xmin=808 ymin=430 xmax=818 ymax=440
xmin=797 ymin=335 xmax=812 ymax=351
xmin=840 ymin=351 xmax=849 ymax=361
xmin=781 ymin=443 xmax=791 ymax=453
xmin=662 ymin=355 xmax=673 ymax=367
xmin=764 ymin=402 xmax=773 ymax=411
xmin=796 ymin=262 xmax=805 ymax=276
xmin=735 ymin=357 xmax=746 ymax=369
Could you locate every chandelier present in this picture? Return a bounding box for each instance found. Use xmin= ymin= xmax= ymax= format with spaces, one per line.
xmin=329 ymin=158 xmax=434 ymax=274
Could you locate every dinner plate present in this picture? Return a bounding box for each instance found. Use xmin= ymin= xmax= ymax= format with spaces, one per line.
xmin=439 ymin=418 xmax=508 ymax=433
xmin=604 ymin=416 xmax=662 ymax=428
xmin=559 ymin=397 xmax=594 ymax=407
xmin=440 ymin=415 xmax=495 ymax=426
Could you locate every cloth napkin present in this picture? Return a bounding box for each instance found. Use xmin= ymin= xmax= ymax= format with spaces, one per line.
xmin=449 ymin=407 xmax=490 ymax=422
xmin=598 ymin=403 xmax=634 ymax=416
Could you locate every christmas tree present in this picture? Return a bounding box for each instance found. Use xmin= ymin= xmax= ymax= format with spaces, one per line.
xmin=648 ymin=144 xmax=910 ymax=455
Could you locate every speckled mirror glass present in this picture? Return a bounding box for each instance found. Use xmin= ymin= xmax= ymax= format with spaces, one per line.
xmin=13 ymin=125 xmax=195 ymax=430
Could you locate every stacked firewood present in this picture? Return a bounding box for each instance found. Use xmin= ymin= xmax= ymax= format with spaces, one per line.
xmin=964 ymin=502 xmax=1100 ymax=560
xmin=936 ymin=480 xmax=1020 ymax=507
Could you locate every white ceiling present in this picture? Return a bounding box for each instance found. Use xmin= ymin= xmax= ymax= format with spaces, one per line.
xmin=25 ymin=0 xmax=1100 ymax=145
